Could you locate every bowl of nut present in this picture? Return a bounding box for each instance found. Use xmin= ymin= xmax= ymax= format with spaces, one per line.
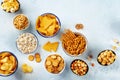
xmin=60 ymin=29 xmax=87 ymax=57
xmin=13 ymin=14 xmax=30 ymax=30
xmin=70 ymin=59 xmax=89 ymax=76
xmin=97 ymin=49 xmax=116 ymax=66
xmin=0 ymin=51 xmax=18 ymax=76
xmin=36 ymin=13 xmax=61 ymax=38
xmin=1 ymin=0 xmax=20 ymax=13
xmin=16 ymin=33 xmax=38 ymax=54
xmin=45 ymin=54 xmax=65 ymax=74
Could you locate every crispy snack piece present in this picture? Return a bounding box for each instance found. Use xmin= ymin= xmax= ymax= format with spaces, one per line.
xmin=43 ymin=42 xmax=51 ymax=52
xmin=45 ymin=54 xmax=65 ymax=74
xmin=75 ymin=24 xmax=84 ymax=30
xmin=36 ymin=14 xmax=60 ymax=36
xmin=43 ymin=41 xmax=59 ymax=52
xmin=35 ymin=53 xmax=41 ymax=63
xmin=0 ymin=52 xmax=17 ymax=75
xmin=28 ymin=55 xmax=34 ymax=61
xmin=21 ymin=64 xmax=33 ymax=73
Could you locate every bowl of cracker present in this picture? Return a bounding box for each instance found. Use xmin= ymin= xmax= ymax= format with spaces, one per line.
xmin=97 ymin=49 xmax=116 ymax=66
xmin=0 ymin=51 xmax=18 ymax=76
xmin=36 ymin=13 xmax=61 ymax=38
xmin=45 ymin=54 xmax=65 ymax=74
xmin=60 ymin=29 xmax=87 ymax=57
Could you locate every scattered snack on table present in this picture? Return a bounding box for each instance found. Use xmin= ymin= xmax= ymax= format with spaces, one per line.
xmin=75 ymin=24 xmax=84 ymax=30
xmin=21 ymin=63 xmax=33 ymax=73
xmin=91 ymin=63 xmax=95 ymax=67
xmin=60 ymin=29 xmax=87 ymax=56
xmin=13 ymin=14 xmax=29 ymax=30
xmin=35 ymin=53 xmax=41 ymax=63
xmin=87 ymin=54 xmax=93 ymax=61
xmin=1 ymin=0 xmax=20 ymax=13
xmin=28 ymin=55 xmax=34 ymax=61
xmin=0 ymin=52 xmax=18 ymax=76
xmin=112 ymin=46 xmax=117 ymax=50
xmin=97 ymin=50 xmax=116 ymax=66
xmin=45 ymin=54 xmax=65 ymax=74
xmin=36 ymin=13 xmax=60 ymax=37
xmin=16 ymin=33 xmax=38 ymax=54
xmin=28 ymin=53 xmax=41 ymax=63
xmin=70 ymin=59 xmax=88 ymax=76
xmin=43 ymin=41 xmax=59 ymax=52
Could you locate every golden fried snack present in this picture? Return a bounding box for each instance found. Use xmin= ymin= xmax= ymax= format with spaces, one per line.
xmin=75 ymin=24 xmax=84 ymax=30
xmin=35 ymin=53 xmax=41 ymax=63
xmin=43 ymin=41 xmax=59 ymax=52
xmin=45 ymin=54 xmax=65 ymax=74
xmin=21 ymin=64 xmax=33 ymax=73
xmin=36 ymin=13 xmax=60 ymax=36
xmin=0 ymin=52 xmax=17 ymax=75
xmin=28 ymin=55 xmax=34 ymax=61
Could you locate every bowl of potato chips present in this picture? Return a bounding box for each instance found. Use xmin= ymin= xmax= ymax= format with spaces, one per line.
xmin=0 ymin=51 xmax=18 ymax=76
xmin=36 ymin=13 xmax=61 ymax=38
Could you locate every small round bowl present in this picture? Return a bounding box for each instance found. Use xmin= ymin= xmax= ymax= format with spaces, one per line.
xmin=1 ymin=0 xmax=20 ymax=13
xmin=62 ymin=32 xmax=87 ymax=57
xmin=16 ymin=32 xmax=38 ymax=54
xmin=70 ymin=59 xmax=89 ymax=76
xmin=44 ymin=54 xmax=65 ymax=75
xmin=13 ymin=14 xmax=30 ymax=30
xmin=0 ymin=51 xmax=18 ymax=76
xmin=97 ymin=49 xmax=116 ymax=66
xmin=36 ymin=13 xmax=61 ymax=38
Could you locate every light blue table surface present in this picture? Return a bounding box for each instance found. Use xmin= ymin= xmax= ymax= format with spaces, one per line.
xmin=0 ymin=0 xmax=120 ymax=80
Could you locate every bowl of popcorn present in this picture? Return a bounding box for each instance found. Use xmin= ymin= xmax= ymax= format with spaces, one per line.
xmin=45 ymin=54 xmax=65 ymax=74
xmin=70 ymin=59 xmax=89 ymax=76
xmin=0 ymin=51 xmax=18 ymax=76
xmin=36 ymin=13 xmax=61 ymax=38
xmin=60 ymin=29 xmax=87 ymax=57
xmin=16 ymin=33 xmax=38 ymax=54
xmin=97 ymin=49 xmax=116 ymax=66
xmin=13 ymin=14 xmax=30 ymax=30
xmin=1 ymin=0 xmax=20 ymax=13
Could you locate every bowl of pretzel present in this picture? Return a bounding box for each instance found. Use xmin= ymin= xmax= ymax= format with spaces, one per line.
xmin=60 ymin=29 xmax=87 ymax=57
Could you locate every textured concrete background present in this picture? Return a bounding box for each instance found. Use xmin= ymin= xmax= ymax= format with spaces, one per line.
xmin=0 ymin=0 xmax=120 ymax=80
